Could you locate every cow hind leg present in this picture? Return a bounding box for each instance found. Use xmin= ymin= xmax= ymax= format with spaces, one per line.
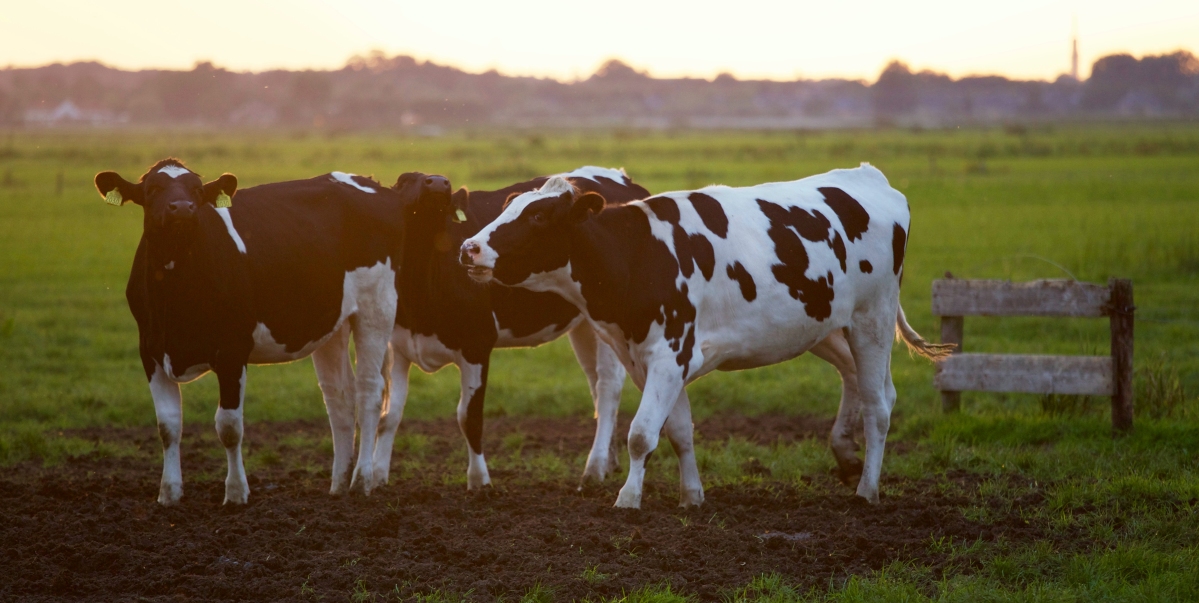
xmin=809 ymin=330 xmax=864 ymax=487
xmin=663 ymin=389 xmax=704 ymax=507
xmin=348 ymin=316 xmax=393 ymax=496
xmin=456 ymin=360 xmax=492 ymax=489
xmin=846 ymin=306 xmax=900 ymax=504
xmin=312 ymin=324 xmax=356 ymax=495
xmin=372 ymin=352 xmax=411 ymax=486
xmin=149 ymin=365 xmax=184 ymax=505
xmin=569 ymin=323 xmax=626 ymax=484
xmin=215 ymin=366 xmax=249 ymax=505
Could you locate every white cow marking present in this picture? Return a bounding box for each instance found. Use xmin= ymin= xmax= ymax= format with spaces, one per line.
xmin=158 ymin=165 xmax=192 ymax=178
xmin=213 ymin=207 xmax=246 ymax=254
xmin=248 ymin=259 xmax=396 ymax=365
xmin=559 ymin=166 xmax=629 ymax=184
xmin=330 ymin=171 xmax=377 ymax=194
xmin=162 ymin=354 xmax=210 ymax=383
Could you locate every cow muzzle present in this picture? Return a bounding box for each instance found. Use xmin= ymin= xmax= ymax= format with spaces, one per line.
xmin=459 ymin=240 xmax=493 ymax=283
xmin=166 ymin=199 xmax=196 ymax=223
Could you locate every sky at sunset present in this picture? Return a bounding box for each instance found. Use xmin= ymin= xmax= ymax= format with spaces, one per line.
xmin=2 ymin=0 xmax=1196 ymax=81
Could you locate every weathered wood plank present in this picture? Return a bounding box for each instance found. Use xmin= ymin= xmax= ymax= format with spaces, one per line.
xmin=939 ymin=316 xmax=963 ymax=413
xmin=935 ymin=353 xmax=1113 ymax=396
xmin=1109 ymin=278 xmax=1135 ymax=433
xmin=932 ymin=279 xmax=1111 ymax=318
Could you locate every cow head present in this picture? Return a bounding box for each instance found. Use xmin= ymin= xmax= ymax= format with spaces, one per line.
xmin=392 ymin=171 xmax=465 ymax=223
xmin=459 ymin=176 xmax=604 ymax=286
xmin=95 ymin=159 xmax=237 ymax=261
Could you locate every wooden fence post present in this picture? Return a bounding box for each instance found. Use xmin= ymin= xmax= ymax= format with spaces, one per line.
xmin=940 ymin=315 xmax=963 ymax=413
xmin=1109 ymin=278 xmax=1135 ymax=434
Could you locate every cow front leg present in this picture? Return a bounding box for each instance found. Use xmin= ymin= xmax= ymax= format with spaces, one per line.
xmin=348 ymin=305 xmax=394 ymax=495
xmin=215 ymin=366 xmax=249 ymax=505
xmin=313 ymin=324 xmax=356 ymax=495
xmin=809 ymin=330 xmax=864 ymax=487
xmin=457 ymin=360 xmax=491 ymax=489
xmin=569 ymin=323 xmax=626 ymax=484
xmin=615 ymin=363 xmax=684 ymax=509
xmin=149 ymin=365 xmax=184 ymax=505
xmin=372 ymin=356 xmax=411 ymax=485
xmin=663 ymin=389 xmax=704 ymax=507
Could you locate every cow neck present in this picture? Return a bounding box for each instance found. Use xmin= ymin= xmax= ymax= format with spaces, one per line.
xmin=398 ymin=208 xmax=459 ymax=315
xmin=140 ymin=214 xmax=232 ymax=339
xmin=564 ymin=205 xmax=639 ymax=319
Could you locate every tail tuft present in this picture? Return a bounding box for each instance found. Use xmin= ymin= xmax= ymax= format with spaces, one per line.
xmin=895 ymin=305 xmax=956 ymax=361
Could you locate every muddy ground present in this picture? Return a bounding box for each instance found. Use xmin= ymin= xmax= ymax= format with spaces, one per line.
xmin=1 ymin=415 xmax=1057 ymax=602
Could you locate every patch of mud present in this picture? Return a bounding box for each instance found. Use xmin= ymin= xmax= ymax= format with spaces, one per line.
xmin=1 ymin=416 xmax=1051 ymax=601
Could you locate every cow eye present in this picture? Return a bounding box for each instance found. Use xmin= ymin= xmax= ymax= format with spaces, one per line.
xmin=530 ymin=212 xmax=547 ymax=224
xmin=147 ymin=185 xmax=162 ymax=196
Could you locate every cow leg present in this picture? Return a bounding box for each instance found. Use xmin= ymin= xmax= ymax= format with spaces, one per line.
xmin=846 ymin=307 xmax=899 ymax=504
xmin=662 ymin=389 xmax=704 ymax=507
xmin=569 ymin=323 xmax=626 ymax=484
xmin=214 ymin=366 xmax=249 ymax=505
xmin=615 ymin=363 xmax=684 ymax=509
xmin=372 ymin=353 xmax=411 ymax=486
xmin=312 ymin=324 xmax=356 ymax=495
xmin=457 ymin=360 xmax=492 ymax=489
xmin=809 ymin=329 xmax=864 ymax=487
xmin=348 ymin=317 xmax=393 ymax=496
xmin=149 ymin=365 xmax=184 ymax=505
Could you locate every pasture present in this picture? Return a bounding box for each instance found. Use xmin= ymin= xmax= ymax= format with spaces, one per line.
xmin=1 ymin=125 xmax=1197 ymax=601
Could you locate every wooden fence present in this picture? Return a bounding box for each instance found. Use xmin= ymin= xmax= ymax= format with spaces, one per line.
xmin=932 ymin=277 xmax=1135 ymax=433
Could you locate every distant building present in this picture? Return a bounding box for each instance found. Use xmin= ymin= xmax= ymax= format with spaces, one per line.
xmin=24 ymin=100 xmax=126 ymax=127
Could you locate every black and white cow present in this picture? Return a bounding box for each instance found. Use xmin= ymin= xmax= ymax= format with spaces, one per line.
xmin=95 ymin=159 xmax=450 ymax=505
xmin=460 ymin=164 xmax=952 ymax=508
xmin=370 ymin=167 xmax=650 ymax=489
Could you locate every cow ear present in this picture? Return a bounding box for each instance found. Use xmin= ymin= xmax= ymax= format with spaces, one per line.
xmin=202 ymin=174 xmax=238 ymax=208
xmin=450 ymin=187 xmax=469 ymax=223
xmin=94 ymin=171 xmax=142 ymax=206
xmin=392 ymin=172 xmax=419 ymax=190
xmin=569 ymin=192 xmax=606 ymax=223
xmin=503 ymin=191 xmax=522 ymax=208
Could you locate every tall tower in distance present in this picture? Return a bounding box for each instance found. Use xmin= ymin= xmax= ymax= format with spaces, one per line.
xmin=1071 ymin=17 xmax=1080 ymax=80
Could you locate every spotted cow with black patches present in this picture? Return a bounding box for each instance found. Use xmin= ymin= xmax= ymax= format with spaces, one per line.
xmin=370 ymin=167 xmax=650 ymax=490
xmin=461 ymin=164 xmax=951 ymax=508
xmin=96 ymin=159 xmax=450 ymax=505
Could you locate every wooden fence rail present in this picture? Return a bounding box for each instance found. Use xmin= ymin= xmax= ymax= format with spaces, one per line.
xmin=932 ymin=277 xmax=1135 ymax=433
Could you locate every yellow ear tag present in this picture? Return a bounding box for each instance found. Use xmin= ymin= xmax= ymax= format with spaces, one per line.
xmin=453 ymin=209 xmax=467 ymax=223
xmin=215 ymin=192 xmax=232 ymax=208
xmin=104 ymin=189 xmax=123 ymax=206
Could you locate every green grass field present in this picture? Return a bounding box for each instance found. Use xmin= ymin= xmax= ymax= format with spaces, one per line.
xmin=1 ymin=125 xmax=1197 ymax=601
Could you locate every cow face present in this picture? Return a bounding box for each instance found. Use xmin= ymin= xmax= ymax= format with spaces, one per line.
xmin=460 ymin=176 xmax=604 ymax=286
xmin=392 ymin=172 xmax=463 ymax=223
xmin=95 ymin=159 xmax=237 ymax=259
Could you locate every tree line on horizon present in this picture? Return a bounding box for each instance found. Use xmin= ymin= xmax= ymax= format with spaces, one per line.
xmin=1 ymin=50 xmax=1196 ymax=130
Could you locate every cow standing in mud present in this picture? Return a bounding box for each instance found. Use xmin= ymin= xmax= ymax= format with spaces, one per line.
xmin=460 ymin=164 xmax=951 ymax=508
xmin=95 ymin=159 xmax=450 ymax=504
xmin=371 ymin=167 xmax=649 ymax=489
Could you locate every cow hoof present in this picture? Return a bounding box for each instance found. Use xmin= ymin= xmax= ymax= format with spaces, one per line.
xmin=157 ymin=483 xmax=183 ymax=506
xmin=466 ymin=467 xmax=491 ymax=490
xmin=349 ymin=476 xmax=371 ymax=497
xmin=614 ymin=488 xmax=642 ymax=509
xmin=835 ymin=460 xmax=864 ymax=488
xmin=223 ymin=483 xmax=249 ymax=505
xmin=855 ymin=488 xmax=880 ymax=505
xmin=580 ymin=463 xmax=608 ymax=485
xmin=372 ymin=467 xmax=391 ymax=487
xmin=678 ymin=488 xmax=705 ymax=508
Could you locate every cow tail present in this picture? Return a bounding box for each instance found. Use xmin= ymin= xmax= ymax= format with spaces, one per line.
xmin=379 ymin=342 xmax=394 ymax=418
xmin=895 ymin=304 xmax=955 ymax=361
